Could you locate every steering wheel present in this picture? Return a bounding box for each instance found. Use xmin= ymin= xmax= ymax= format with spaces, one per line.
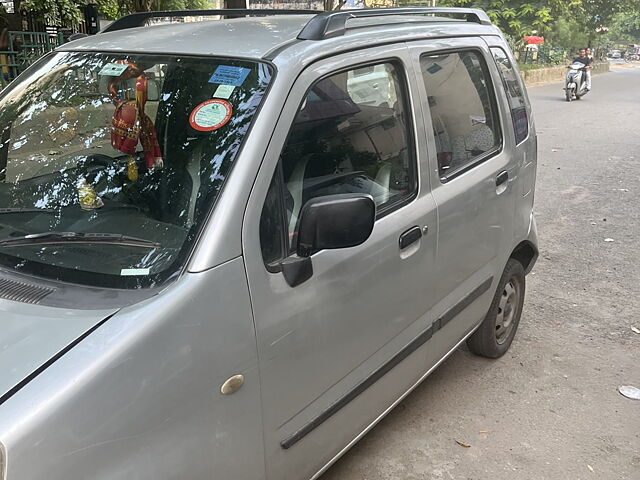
xmin=78 ymin=153 xmax=116 ymax=170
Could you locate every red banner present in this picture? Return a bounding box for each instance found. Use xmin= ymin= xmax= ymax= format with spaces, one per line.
xmin=524 ymin=36 xmax=545 ymax=44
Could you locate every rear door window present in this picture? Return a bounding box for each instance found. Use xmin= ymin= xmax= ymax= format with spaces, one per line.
xmin=419 ymin=51 xmax=502 ymax=179
xmin=491 ymin=47 xmax=529 ymax=145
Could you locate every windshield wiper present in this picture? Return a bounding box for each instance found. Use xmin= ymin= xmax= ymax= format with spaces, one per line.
xmin=0 ymin=207 xmax=57 ymax=214
xmin=0 ymin=232 xmax=161 ymax=249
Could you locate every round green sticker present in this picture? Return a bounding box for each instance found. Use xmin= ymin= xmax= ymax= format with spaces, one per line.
xmin=189 ymin=99 xmax=232 ymax=132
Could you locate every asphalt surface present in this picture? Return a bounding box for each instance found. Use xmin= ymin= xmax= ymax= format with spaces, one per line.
xmin=321 ymin=64 xmax=640 ymax=480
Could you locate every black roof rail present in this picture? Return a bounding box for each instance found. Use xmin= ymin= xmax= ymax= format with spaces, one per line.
xmin=102 ymin=9 xmax=320 ymax=33
xmin=298 ymin=7 xmax=492 ymax=40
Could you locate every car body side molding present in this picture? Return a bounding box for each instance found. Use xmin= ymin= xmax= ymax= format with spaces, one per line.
xmin=280 ymin=276 xmax=493 ymax=449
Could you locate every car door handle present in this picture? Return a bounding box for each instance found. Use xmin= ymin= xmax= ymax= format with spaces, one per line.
xmin=496 ymin=171 xmax=508 ymax=186
xmin=399 ymin=226 xmax=422 ymax=250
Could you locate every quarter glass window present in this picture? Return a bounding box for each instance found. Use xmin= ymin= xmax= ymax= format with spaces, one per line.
xmin=280 ymin=62 xmax=415 ymax=251
xmin=260 ymin=167 xmax=286 ymax=267
xmin=420 ymin=51 xmax=501 ymax=178
xmin=491 ymin=47 xmax=529 ymax=145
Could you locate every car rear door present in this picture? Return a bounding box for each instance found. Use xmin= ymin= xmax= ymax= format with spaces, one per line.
xmin=484 ymin=37 xmax=537 ymax=245
xmin=242 ymin=45 xmax=439 ymax=480
xmin=407 ymin=37 xmax=519 ymax=342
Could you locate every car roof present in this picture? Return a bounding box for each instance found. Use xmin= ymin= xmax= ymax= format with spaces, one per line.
xmin=61 ymin=13 xmax=502 ymax=62
xmin=63 ymin=15 xmax=314 ymax=60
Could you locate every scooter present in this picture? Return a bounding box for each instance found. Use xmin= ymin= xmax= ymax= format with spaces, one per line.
xmin=564 ymin=62 xmax=589 ymax=102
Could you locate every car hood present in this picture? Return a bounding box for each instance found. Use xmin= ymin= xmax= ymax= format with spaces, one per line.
xmin=0 ymin=299 xmax=117 ymax=402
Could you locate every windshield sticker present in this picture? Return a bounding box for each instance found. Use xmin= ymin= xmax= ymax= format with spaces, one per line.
xmin=213 ymin=84 xmax=236 ymax=99
xmin=98 ymin=63 xmax=129 ymax=77
xmin=189 ymin=99 xmax=233 ymax=132
xmin=208 ymin=66 xmax=250 ymax=86
xmin=121 ymin=268 xmax=151 ymax=276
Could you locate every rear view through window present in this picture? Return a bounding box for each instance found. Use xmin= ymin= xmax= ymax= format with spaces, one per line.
xmin=420 ymin=51 xmax=501 ymax=178
xmin=491 ymin=47 xmax=529 ymax=144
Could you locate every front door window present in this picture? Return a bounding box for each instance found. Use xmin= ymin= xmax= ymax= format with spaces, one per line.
xmin=260 ymin=61 xmax=417 ymax=260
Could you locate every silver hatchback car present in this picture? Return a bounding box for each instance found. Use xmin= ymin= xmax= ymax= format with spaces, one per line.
xmin=0 ymin=8 xmax=537 ymax=479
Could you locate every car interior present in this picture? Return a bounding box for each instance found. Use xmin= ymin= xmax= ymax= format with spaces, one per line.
xmin=419 ymin=51 xmax=499 ymax=175
xmin=280 ymin=63 xmax=412 ymax=246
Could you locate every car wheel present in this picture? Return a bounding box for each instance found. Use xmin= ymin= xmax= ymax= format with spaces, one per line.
xmin=467 ymin=258 xmax=525 ymax=358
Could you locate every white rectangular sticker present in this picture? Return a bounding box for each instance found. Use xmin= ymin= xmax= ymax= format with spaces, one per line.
xmin=121 ymin=268 xmax=150 ymax=276
xmin=99 ymin=63 xmax=128 ymax=77
xmin=213 ymin=84 xmax=235 ymax=99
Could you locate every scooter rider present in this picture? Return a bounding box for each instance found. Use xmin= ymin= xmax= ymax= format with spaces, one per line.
xmin=572 ymin=49 xmax=590 ymax=90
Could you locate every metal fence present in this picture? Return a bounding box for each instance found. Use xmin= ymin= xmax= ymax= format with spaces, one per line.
xmin=0 ymin=31 xmax=65 ymax=88
xmin=515 ymin=45 xmax=570 ymax=66
xmin=515 ymin=45 xmax=608 ymax=66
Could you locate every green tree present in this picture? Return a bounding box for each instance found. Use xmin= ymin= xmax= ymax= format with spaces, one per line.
xmin=21 ymin=0 xmax=86 ymax=25
xmin=22 ymin=0 xmax=212 ymax=24
xmin=579 ymin=0 xmax=640 ymax=43
xmin=581 ymin=0 xmax=635 ymax=28
xmin=599 ymin=11 xmax=640 ymax=44
xmin=404 ymin=0 xmax=640 ymax=48
xmin=545 ymin=16 xmax=589 ymax=51
xmin=98 ymin=0 xmax=212 ymax=19
xmin=429 ymin=0 xmax=582 ymax=38
xmin=616 ymin=11 xmax=640 ymax=40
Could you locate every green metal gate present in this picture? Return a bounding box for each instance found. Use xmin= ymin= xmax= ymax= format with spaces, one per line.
xmin=0 ymin=31 xmax=65 ymax=88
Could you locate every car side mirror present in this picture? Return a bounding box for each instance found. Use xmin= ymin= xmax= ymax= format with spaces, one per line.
xmin=297 ymin=194 xmax=376 ymax=256
xmin=281 ymin=194 xmax=376 ymax=288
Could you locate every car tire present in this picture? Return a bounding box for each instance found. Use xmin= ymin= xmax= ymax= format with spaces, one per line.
xmin=467 ymin=258 xmax=525 ymax=358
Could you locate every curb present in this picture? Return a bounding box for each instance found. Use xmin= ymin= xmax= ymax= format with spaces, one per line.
xmin=521 ymin=62 xmax=610 ymax=87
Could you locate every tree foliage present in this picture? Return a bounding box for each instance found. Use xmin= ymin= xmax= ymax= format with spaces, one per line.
xmin=599 ymin=11 xmax=640 ymax=44
xmin=580 ymin=0 xmax=637 ymax=28
xmin=545 ymin=16 xmax=589 ymax=51
xmin=432 ymin=0 xmax=581 ymax=37
xmin=21 ymin=0 xmax=212 ymax=24
xmin=98 ymin=0 xmax=212 ymax=19
xmin=21 ymin=0 xmax=86 ymax=25
xmin=615 ymin=11 xmax=640 ymax=40
xmin=422 ymin=0 xmax=640 ymax=47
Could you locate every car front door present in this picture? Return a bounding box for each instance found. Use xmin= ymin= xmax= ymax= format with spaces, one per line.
xmin=408 ymin=37 xmax=519 ymax=342
xmin=242 ymin=46 xmax=439 ymax=480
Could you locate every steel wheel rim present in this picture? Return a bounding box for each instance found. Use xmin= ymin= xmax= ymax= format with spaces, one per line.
xmin=495 ymin=279 xmax=520 ymax=344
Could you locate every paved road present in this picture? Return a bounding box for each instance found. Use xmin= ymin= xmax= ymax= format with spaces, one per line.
xmin=321 ymin=66 xmax=640 ymax=480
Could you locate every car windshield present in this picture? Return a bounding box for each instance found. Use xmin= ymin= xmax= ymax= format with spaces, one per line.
xmin=0 ymin=51 xmax=272 ymax=288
